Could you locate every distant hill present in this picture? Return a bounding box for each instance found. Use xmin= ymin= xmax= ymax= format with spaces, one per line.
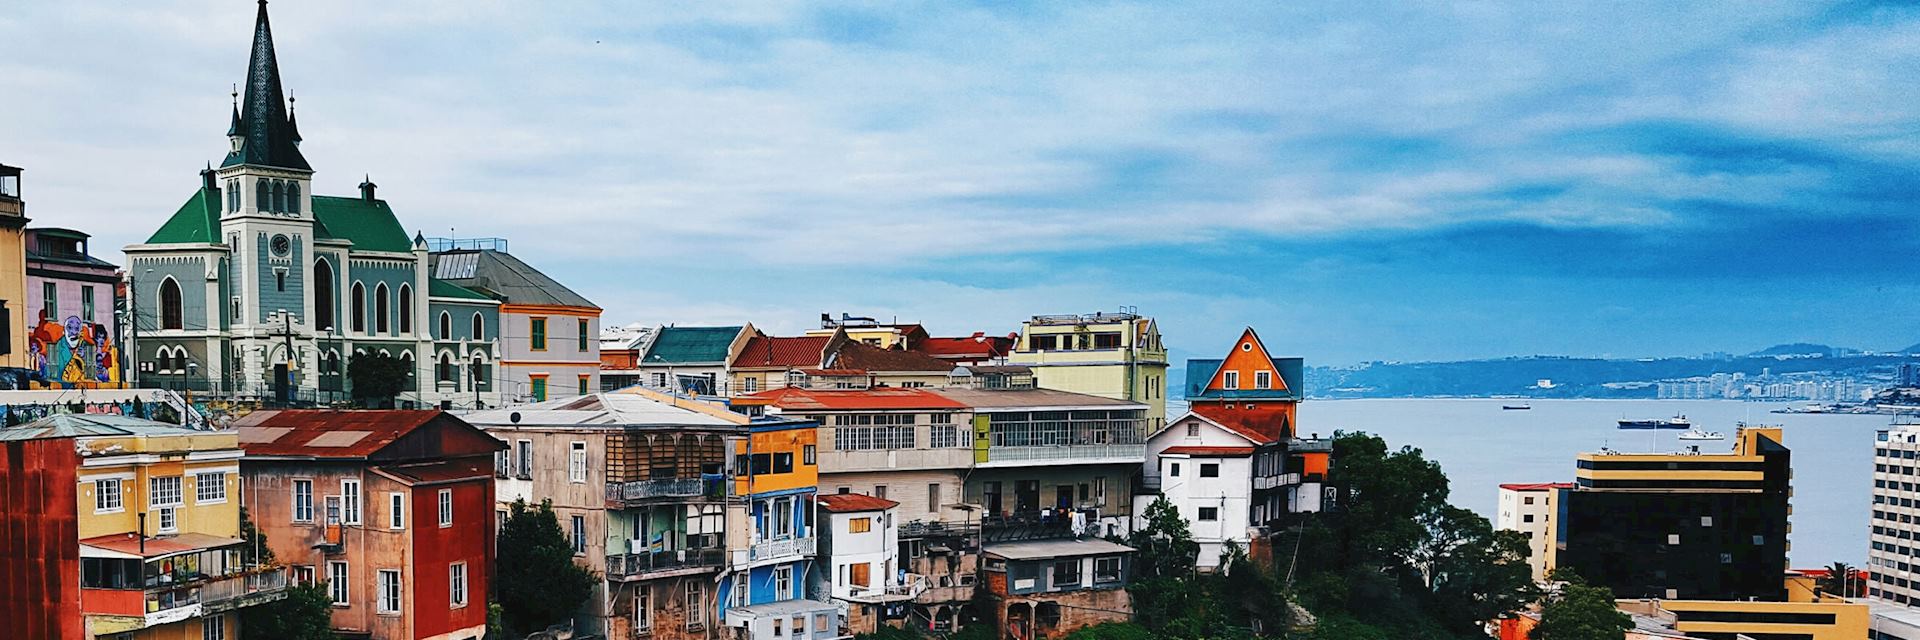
xmin=1899 ymin=343 xmax=1920 ymax=355
xmin=1305 ymin=351 xmax=1920 ymax=399
xmin=1749 ymin=343 xmax=1839 ymax=357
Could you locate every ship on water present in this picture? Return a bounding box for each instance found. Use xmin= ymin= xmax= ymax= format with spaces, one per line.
xmin=1618 ymin=414 xmax=1692 ymax=429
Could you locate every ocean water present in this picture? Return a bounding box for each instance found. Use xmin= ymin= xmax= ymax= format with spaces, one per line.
xmin=1298 ymin=399 xmax=1884 ymax=567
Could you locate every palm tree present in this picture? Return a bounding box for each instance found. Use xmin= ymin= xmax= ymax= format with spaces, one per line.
xmin=1818 ymin=561 xmax=1859 ymax=597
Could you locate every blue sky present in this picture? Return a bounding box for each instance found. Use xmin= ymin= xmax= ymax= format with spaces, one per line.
xmin=2 ymin=1 xmax=1917 ymax=364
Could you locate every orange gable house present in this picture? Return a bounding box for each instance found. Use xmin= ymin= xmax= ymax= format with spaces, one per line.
xmin=1184 ymin=327 xmax=1302 ymax=442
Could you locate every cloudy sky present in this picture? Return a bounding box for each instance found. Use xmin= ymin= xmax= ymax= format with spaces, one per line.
xmin=2 ymin=1 xmax=1916 ymax=365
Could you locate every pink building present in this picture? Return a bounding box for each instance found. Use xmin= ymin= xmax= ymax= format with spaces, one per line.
xmin=25 ymin=227 xmax=123 ymax=387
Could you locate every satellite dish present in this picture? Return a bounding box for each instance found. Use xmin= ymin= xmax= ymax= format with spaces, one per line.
xmin=510 ymin=411 xmax=522 ymax=424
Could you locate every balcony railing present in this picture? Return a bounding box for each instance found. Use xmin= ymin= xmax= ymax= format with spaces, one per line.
xmin=605 ymin=475 xmax=726 ymax=503
xmin=983 ymin=443 xmax=1145 ymax=465
xmin=899 ymin=519 xmax=981 ymax=539
xmin=141 ymin=567 xmax=288 ymax=626
xmin=749 ymin=536 xmax=817 ymax=562
xmin=606 ymin=548 xmax=726 ymax=579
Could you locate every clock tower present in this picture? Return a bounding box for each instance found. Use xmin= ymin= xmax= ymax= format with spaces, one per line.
xmin=216 ymin=0 xmax=315 ymax=397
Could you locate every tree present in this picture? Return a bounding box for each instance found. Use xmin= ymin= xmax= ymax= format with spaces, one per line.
xmin=1818 ymin=562 xmax=1862 ymax=597
xmin=347 ymin=352 xmax=411 ymax=407
xmin=1531 ymin=571 xmax=1631 ymax=640
xmin=496 ymin=498 xmax=596 ymax=635
xmin=1125 ymin=495 xmax=1200 ymax=580
xmin=1413 ymin=505 xmax=1540 ymax=632
xmin=239 ymin=506 xmax=274 ymax=566
xmin=241 ymin=581 xmax=334 ymax=640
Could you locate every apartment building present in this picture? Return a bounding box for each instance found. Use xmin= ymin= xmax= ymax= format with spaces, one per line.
xmin=0 ymin=414 xmax=287 ymax=640
xmin=981 ymin=538 xmax=1134 ymax=639
xmin=237 ymin=410 xmax=501 ymax=640
xmin=938 ymin=384 xmax=1147 ymax=539
xmin=719 ymin=418 xmax=841 ymax=640
xmin=815 ymin=493 xmax=911 ymax=636
xmin=1868 ymin=424 xmax=1920 ymax=638
xmin=1007 ymin=310 xmax=1168 ymax=434
xmin=1494 ymin=482 xmax=1571 ymax=582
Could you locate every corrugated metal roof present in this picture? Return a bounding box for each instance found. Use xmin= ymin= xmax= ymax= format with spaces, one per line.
xmin=818 ymin=493 xmax=898 ymax=513
xmin=235 ymin=410 xmax=444 ymax=458
xmin=462 ymin=392 xmax=742 ymax=428
xmin=428 ymin=249 xmax=598 ymax=309
xmin=643 ymin=326 xmax=744 ymax=364
xmin=0 ymin=414 xmax=198 ymax=441
xmin=927 ymin=387 xmax=1144 ymax=410
xmin=744 ymin=387 xmax=967 ymax=411
xmin=985 ymin=538 xmax=1133 ymax=560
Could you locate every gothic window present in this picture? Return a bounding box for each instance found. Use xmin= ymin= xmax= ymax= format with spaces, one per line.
xmin=438 ymin=311 xmax=452 ymax=341
xmin=313 ymin=259 xmax=335 ymax=331
xmin=227 ymin=180 xmax=239 ymax=213
xmin=350 ymin=283 xmax=366 ymax=333
xmin=255 ymin=179 xmax=270 ymax=213
xmin=397 ymin=284 xmax=413 ymax=334
xmin=158 ymin=278 xmax=183 ymax=330
xmin=472 ymin=312 xmax=485 ymax=340
xmin=288 ymin=181 xmax=301 ymax=215
xmin=272 ymin=180 xmax=285 ymax=213
xmin=438 ymin=353 xmax=456 ymax=382
xmin=375 ymin=284 xmax=390 ymax=334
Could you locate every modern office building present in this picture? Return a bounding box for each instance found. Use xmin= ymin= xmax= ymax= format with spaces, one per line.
xmin=1495 ymin=482 xmax=1572 ymax=583
xmin=1007 ymin=310 xmax=1168 ymax=434
xmin=1868 ymin=423 xmax=1920 ymax=638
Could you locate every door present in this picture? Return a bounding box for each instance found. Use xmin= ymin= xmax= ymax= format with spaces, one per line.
xmin=273 ymin=363 xmax=290 ymax=403
xmin=1016 ymin=480 xmax=1039 ymax=514
xmin=1055 ymin=485 xmax=1074 ymax=510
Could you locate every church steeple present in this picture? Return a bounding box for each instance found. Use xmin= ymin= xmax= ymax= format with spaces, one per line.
xmin=221 ymin=0 xmax=310 ymax=171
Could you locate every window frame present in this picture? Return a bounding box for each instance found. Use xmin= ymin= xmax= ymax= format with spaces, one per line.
xmin=389 ymin=492 xmax=407 ymax=530
xmin=438 ymin=488 xmax=454 ymax=527
xmin=328 ymin=561 xmax=350 ymax=605
xmin=377 ymin=569 xmax=402 ymax=615
xmin=569 ymin=441 xmax=588 ymax=483
xmin=341 ymin=478 xmax=361 ymax=525
xmin=293 ymin=479 xmax=314 ymax=522
xmin=530 ymin=317 xmax=548 ymax=351
xmin=195 ymin=471 xmax=227 ymax=505
xmin=449 ymin=562 xmax=468 ymax=608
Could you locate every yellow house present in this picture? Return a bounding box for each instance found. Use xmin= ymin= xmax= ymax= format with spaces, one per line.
xmin=1008 ymin=311 xmax=1169 ymax=432
xmin=0 ymin=164 xmax=32 ymax=367
xmin=52 ymin=414 xmax=285 ymax=640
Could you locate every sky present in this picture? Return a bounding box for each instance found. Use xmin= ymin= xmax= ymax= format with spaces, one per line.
xmin=2 ymin=1 xmax=1917 ymax=366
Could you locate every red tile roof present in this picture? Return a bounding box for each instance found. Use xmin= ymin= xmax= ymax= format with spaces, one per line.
xmin=743 ymin=386 xmax=968 ymax=411
xmin=817 ymin=493 xmax=899 ymax=513
xmin=1184 ymin=408 xmax=1288 ymax=444
xmin=234 ymin=410 xmax=448 ymax=458
xmin=1161 ymin=445 xmax=1255 ymax=457
xmin=917 ymin=334 xmax=1015 ymax=360
xmin=732 ymin=336 xmax=831 ymax=369
xmin=1498 ymin=482 xmax=1574 ymax=492
xmin=831 ymin=342 xmax=955 ymax=373
xmin=80 ymin=532 xmax=241 ymax=559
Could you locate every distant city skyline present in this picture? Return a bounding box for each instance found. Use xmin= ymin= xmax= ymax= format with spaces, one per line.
xmin=4 ymin=2 xmax=1917 ymax=366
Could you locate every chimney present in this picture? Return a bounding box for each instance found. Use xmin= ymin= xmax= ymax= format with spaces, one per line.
xmin=358 ymin=175 xmax=377 ymax=201
xmin=200 ymin=164 xmax=218 ymax=192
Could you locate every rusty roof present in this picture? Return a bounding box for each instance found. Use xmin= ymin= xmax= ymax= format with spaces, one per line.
xmin=830 ymin=342 xmax=955 ymax=373
xmin=234 ymin=409 xmax=499 ymax=459
xmin=732 ymin=336 xmax=832 ymax=369
xmin=744 ymin=386 xmax=968 ymax=411
xmin=817 ymin=493 xmax=899 ymax=513
xmin=1161 ymin=445 xmax=1256 ymax=457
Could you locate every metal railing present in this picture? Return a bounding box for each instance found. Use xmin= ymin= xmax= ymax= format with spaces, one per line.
xmin=749 ymin=536 xmax=817 ymax=562
xmin=605 ymin=478 xmax=708 ymax=502
xmin=899 ymin=519 xmax=981 ymax=539
xmin=984 ymin=443 xmax=1145 ymax=464
xmin=145 ymin=567 xmax=288 ymax=621
xmin=606 ymin=548 xmax=726 ymax=579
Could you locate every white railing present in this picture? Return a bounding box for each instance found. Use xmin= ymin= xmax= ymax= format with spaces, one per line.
xmin=749 ymin=536 xmax=817 ymax=562
xmin=606 ymin=478 xmax=706 ymax=501
xmin=984 ymin=444 xmax=1145 ymax=464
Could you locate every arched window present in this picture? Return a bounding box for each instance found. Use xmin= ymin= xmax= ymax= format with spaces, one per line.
xmin=438 ymin=311 xmax=452 ymax=341
xmin=472 ymin=312 xmax=485 ymax=340
xmin=397 ymin=284 xmax=413 ymax=334
xmin=350 ymin=282 xmax=366 ymax=332
xmin=313 ymin=259 xmax=335 ymax=331
xmin=158 ymin=277 xmax=183 ymax=330
xmin=272 ymin=180 xmax=285 ymax=213
xmin=288 ymin=181 xmax=301 ymax=215
xmin=398 ymin=352 xmax=416 ymax=390
xmin=256 ymin=179 xmax=271 ymax=213
xmin=374 ymin=284 xmax=390 ymax=334
xmin=438 ymin=352 xmax=456 ymax=382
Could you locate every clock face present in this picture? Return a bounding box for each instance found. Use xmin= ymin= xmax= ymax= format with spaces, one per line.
xmin=271 ymin=234 xmax=291 ymax=256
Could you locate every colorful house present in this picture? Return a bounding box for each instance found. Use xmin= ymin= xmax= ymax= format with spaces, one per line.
xmin=634 ymin=325 xmax=754 ymax=396
xmin=0 ymin=414 xmax=287 ymax=640
xmin=815 ymin=493 xmax=913 ymax=636
xmin=427 ymin=239 xmax=601 ymax=403
xmin=720 ymin=417 xmax=843 ymax=640
xmin=1140 ymin=328 xmax=1330 ymax=569
xmin=0 ymin=164 xmax=33 ymax=370
xmin=26 ymin=227 xmax=123 ymax=388
xmin=237 ymin=410 xmax=502 ymax=640
xmin=1007 ymin=311 xmax=1168 ymax=434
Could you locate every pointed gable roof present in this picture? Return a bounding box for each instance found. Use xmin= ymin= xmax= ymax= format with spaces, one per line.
xmin=732 ymin=335 xmax=833 ymax=370
xmin=1184 ymin=327 xmax=1303 ymax=401
xmin=222 ymin=0 xmax=310 ymax=171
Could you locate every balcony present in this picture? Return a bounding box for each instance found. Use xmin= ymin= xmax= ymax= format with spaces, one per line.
xmin=748 ymin=536 xmax=817 ymax=563
xmin=86 ymin=568 xmax=288 ymax=631
xmin=899 ymin=519 xmax=981 ymax=539
xmin=981 ymin=443 xmax=1145 ymax=467
xmin=605 ymin=476 xmax=725 ymax=504
xmin=606 ymin=548 xmax=726 ymax=581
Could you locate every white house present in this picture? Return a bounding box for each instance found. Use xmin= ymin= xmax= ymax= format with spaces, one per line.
xmin=1495 ymin=482 xmax=1570 ymax=582
xmin=816 ymin=492 xmax=912 ymax=636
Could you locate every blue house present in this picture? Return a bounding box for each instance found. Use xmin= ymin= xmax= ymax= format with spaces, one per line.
xmin=719 ymin=418 xmax=843 ymax=639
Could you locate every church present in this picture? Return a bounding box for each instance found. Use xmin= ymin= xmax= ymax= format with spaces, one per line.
xmin=125 ymin=1 xmax=502 ymax=408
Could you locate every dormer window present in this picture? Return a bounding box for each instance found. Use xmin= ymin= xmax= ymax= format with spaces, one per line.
xmin=229 ymin=135 xmax=243 ymax=154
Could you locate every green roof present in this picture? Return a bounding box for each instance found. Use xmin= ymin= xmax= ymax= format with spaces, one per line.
xmin=147 ymin=188 xmax=222 ymax=244
xmin=144 ymin=190 xmax=414 ymax=253
xmin=429 ymin=278 xmax=494 ymax=301
xmin=643 ymin=326 xmax=743 ymax=364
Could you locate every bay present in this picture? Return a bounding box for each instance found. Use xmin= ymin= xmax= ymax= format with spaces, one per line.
xmin=1298 ymin=398 xmax=1884 ymax=567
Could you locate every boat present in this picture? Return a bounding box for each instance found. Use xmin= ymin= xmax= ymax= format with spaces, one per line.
xmin=1677 ymin=429 xmax=1724 ymax=441
xmin=1618 ymin=415 xmax=1692 ymax=430
xmin=1502 ymin=404 xmax=1531 ymax=410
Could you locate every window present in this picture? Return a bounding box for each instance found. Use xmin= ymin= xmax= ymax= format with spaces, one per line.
xmin=374 ymin=284 xmax=390 ymax=334
xmin=578 ymin=374 xmax=590 ymax=396
xmin=328 ymin=562 xmax=349 ymax=605
xmin=80 ymin=286 xmax=95 ymax=322
xmin=531 ymin=376 xmax=548 ymax=402
xmin=850 ymin=517 xmax=872 ymax=533
xmin=578 ymin=318 xmax=589 ymax=351
xmin=1169 ymin=462 xmax=1181 ymax=477
xmin=571 ymin=515 xmax=586 ymax=554
xmin=293 ymin=479 xmax=313 ymax=522
xmin=159 ymin=277 xmax=184 ymax=330
xmin=1523 ymin=496 xmax=1535 ymax=505
xmin=94 ymin=478 xmax=123 ymax=513
xmin=313 ymin=259 xmax=334 ymax=331
xmin=389 ymin=493 xmax=406 ymax=529
xmin=774 ymin=617 xmax=785 ymax=637
xmin=931 ymin=424 xmax=960 ymax=448
xmin=929 ymin=483 xmax=943 ymax=513
xmin=568 ymin=442 xmax=588 ymax=483
xmin=775 ymin=566 xmax=793 ymax=598
xmin=635 ymin=590 xmax=652 ymax=630
xmin=516 ymin=440 xmax=532 ymax=478
xmin=804 ymin=444 xmax=817 ymax=465
xmin=350 ymin=283 xmax=366 ymax=332
xmin=530 ymin=317 xmax=548 ymax=350
xmin=341 ymin=479 xmax=361 ymax=525
xmin=196 ymin=472 xmax=227 ymax=504
xmin=686 ymin=583 xmax=706 ymax=628
xmin=1255 ymin=371 xmax=1271 ymax=389
xmin=294 ymin=565 xmax=316 ymax=585
xmin=1186 ymin=423 xmax=1199 ymax=437
xmin=397 ymin=285 xmax=412 ymax=333
xmin=288 ymin=181 xmax=301 ymax=215
xmin=450 ymin=562 xmax=468 ymax=607
xmin=377 ymin=569 xmax=401 ymax=614
xmin=438 ymin=312 xmax=452 ymax=340
xmin=438 ymin=489 xmax=454 ymax=527
xmin=41 ymin=282 xmax=56 ymax=321
xmin=850 ymin=562 xmax=871 ymax=588
xmin=1200 ymin=463 xmax=1219 ymax=478
xmin=472 ymin=312 xmax=485 ymax=339
xmin=1052 ymin=560 xmax=1082 ymax=587
xmin=1522 ymin=514 xmax=1535 ymax=523
xmin=1095 ymin=557 xmax=1122 ymax=583
xmin=257 ymin=179 xmax=272 ymax=212
xmin=274 ymin=270 xmax=287 ymax=292
xmin=1198 ymin=507 xmax=1219 ymax=521
xmin=774 ymin=452 xmax=794 ymax=474
xmin=151 ymin=476 xmax=183 ymax=532
xmin=202 ymin=613 xmax=225 ymax=640
xmin=1223 ymin=371 xmax=1240 ymax=389
xmin=874 ymin=485 xmax=887 ymax=500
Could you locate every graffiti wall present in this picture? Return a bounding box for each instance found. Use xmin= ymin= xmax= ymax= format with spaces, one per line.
xmin=28 ymin=316 xmax=120 ymax=388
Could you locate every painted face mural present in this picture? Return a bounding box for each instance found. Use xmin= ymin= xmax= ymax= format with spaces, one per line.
xmin=28 ymin=314 xmax=121 ymax=387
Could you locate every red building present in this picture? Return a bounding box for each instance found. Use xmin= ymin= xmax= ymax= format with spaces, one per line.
xmin=0 ymin=429 xmax=84 ymax=639
xmin=237 ymin=410 xmax=503 ymax=640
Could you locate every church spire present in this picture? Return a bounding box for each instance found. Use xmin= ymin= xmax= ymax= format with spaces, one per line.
xmin=221 ymin=0 xmax=311 ymax=171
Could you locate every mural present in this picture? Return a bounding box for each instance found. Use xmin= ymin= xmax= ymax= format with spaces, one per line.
xmin=28 ymin=315 xmax=121 ymax=388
